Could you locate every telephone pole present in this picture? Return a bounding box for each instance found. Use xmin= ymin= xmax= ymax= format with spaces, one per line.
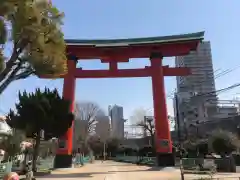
xmin=175 ymin=93 xmax=185 ymax=180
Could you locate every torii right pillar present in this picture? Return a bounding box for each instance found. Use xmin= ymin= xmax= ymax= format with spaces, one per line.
xmin=150 ymin=52 xmax=175 ymax=166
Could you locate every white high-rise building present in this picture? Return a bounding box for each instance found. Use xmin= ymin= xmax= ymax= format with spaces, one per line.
xmin=175 ymin=41 xmax=217 ymax=126
xmin=108 ymin=105 xmax=125 ymax=139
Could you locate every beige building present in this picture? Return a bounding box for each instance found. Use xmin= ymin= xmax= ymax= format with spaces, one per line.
xmin=95 ymin=115 xmax=110 ymax=141
xmin=73 ymin=119 xmax=88 ymax=149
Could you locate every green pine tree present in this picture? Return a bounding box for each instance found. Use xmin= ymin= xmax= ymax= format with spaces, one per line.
xmin=6 ymin=87 xmax=74 ymax=171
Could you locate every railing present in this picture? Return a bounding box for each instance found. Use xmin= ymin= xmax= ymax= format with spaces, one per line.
xmin=0 ymin=157 xmax=54 ymax=179
xmin=112 ymin=156 xmax=156 ymax=165
xmin=73 ymin=155 xmax=92 ymax=166
xmin=37 ymin=156 xmax=55 ymax=171
xmin=181 ymin=158 xmax=216 ymax=177
xmin=38 ymin=155 xmax=93 ymax=169
xmin=111 ymin=156 xmax=240 ymax=180
xmin=210 ymin=178 xmax=240 ymax=180
xmin=0 ymin=162 xmax=12 ymax=178
xmin=181 ymin=157 xmax=237 ymax=173
xmin=183 ymin=175 xmax=240 ymax=180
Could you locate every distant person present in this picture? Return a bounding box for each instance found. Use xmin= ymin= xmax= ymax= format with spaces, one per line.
xmin=80 ymin=150 xmax=84 ymax=166
xmin=76 ymin=148 xmax=84 ymax=166
xmin=25 ymin=161 xmax=35 ymax=180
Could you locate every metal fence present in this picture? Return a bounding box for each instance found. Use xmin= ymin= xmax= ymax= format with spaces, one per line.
xmin=181 ymin=157 xmax=236 ymax=172
xmin=111 ymin=156 xmax=240 ymax=179
xmin=181 ymin=158 xmax=240 ymax=180
xmin=0 ymin=162 xmax=12 ymax=178
xmin=184 ymin=175 xmax=240 ymax=180
xmin=37 ymin=156 xmax=55 ymax=170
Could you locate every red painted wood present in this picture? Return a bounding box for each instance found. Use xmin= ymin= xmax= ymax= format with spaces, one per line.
xmin=74 ymin=68 xmax=150 ymax=78
xmin=39 ymin=67 xmax=190 ymax=79
xmin=162 ymin=66 xmax=191 ymax=76
xmin=66 ymin=41 xmax=198 ymax=59
xmin=56 ymin=59 xmax=76 ymax=155
xmin=150 ymin=57 xmax=172 ymax=153
xmin=101 ymin=57 xmax=129 ymax=63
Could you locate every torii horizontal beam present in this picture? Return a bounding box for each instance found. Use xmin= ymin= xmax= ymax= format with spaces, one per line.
xmin=39 ymin=66 xmax=190 ymax=79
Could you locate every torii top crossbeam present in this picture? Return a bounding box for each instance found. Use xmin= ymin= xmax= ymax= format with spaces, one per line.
xmin=55 ymin=32 xmax=204 ymax=78
xmin=41 ymin=31 xmax=204 ymax=79
xmin=65 ymin=31 xmax=204 ymax=60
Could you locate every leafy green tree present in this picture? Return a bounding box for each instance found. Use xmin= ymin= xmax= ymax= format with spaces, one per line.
xmin=87 ymin=135 xmax=103 ymax=155
xmin=210 ymin=130 xmax=239 ymax=172
xmin=183 ymin=138 xmax=208 ymax=157
xmin=0 ymin=0 xmax=67 ymax=94
xmin=106 ymin=138 xmax=120 ymax=156
xmin=210 ymin=129 xmax=239 ymax=156
xmin=74 ymin=135 xmax=90 ymax=155
xmin=197 ymin=139 xmax=208 ymax=156
xmin=6 ymin=88 xmax=74 ymax=171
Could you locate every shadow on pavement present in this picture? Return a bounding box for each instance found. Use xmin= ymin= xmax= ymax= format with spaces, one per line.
xmin=102 ymin=164 xmax=136 ymax=167
xmin=37 ymin=172 xmax=113 ymax=178
xmin=107 ymin=166 xmax=175 ymax=173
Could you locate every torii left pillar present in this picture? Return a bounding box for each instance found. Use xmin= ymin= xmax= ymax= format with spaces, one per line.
xmin=54 ymin=55 xmax=77 ymax=168
xmin=150 ymin=52 xmax=175 ymax=166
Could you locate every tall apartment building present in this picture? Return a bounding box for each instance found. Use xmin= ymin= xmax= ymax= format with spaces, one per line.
xmin=176 ymin=41 xmax=216 ymax=95
xmin=108 ymin=105 xmax=125 ymax=139
xmin=175 ymin=41 xmax=217 ymax=127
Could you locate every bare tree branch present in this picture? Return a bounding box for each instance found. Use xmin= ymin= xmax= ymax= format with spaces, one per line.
xmin=132 ymin=108 xmax=174 ymax=136
xmin=0 ymin=61 xmax=35 ymax=94
xmin=137 ymin=120 xmax=154 ymax=137
xmin=74 ymin=101 xmax=105 ymax=134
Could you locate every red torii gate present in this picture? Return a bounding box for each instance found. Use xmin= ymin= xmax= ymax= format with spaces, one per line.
xmin=41 ymin=32 xmax=204 ymax=168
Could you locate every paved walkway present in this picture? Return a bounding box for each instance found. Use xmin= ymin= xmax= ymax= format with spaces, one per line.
xmin=36 ymin=161 xmax=240 ymax=180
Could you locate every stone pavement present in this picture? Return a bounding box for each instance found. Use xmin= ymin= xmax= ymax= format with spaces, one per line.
xmin=35 ymin=161 xmax=240 ymax=180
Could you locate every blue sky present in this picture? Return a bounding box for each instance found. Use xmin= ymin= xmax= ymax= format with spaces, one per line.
xmin=1 ymin=0 xmax=240 ymax=121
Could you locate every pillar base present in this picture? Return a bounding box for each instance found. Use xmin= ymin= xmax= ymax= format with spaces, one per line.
xmin=156 ymin=152 xmax=175 ymax=167
xmin=54 ymin=154 xmax=72 ymax=169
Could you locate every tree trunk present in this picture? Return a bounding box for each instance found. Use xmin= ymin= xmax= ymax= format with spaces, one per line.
xmin=32 ymin=134 xmax=41 ymax=172
xmin=0 ymin=62 xmax=22 ymax=94
xmin=23 ymin=151 xmax=28 ymax=173
xmin=0 ymin=63 xmax=33 ymax=95
xmin=150 ymin=134 xmax=155 ymax=147
xmin=0 ymin=75 xmax=14 ymax=94
xmin=2 ymin=152 xmax=9 ymax=162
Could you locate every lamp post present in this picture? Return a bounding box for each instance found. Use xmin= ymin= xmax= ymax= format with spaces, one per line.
xmin=103 ymin=140 xmax=106 ymax=161
xmin=175 ymin=94 xmax=185 ymax=180
xmin=237 ymin=125 xmax=240 ymax=137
